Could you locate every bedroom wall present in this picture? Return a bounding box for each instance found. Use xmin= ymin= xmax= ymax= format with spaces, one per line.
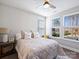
xmin=0 ymin=4 xmax=45 ymax=35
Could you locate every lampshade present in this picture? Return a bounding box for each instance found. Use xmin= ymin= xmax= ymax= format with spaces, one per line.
xmin=0 ymin=28 xmax=8 ymax=33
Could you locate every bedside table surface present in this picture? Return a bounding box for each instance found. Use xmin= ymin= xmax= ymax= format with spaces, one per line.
xmin=0 ymin=42 xmax=15 ymax=46
xmin=0 ymin=41 xmax=16 ymax=58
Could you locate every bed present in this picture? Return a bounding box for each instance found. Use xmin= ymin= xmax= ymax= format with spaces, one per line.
xmin=16 ymin=38 xmax=66 ymax=59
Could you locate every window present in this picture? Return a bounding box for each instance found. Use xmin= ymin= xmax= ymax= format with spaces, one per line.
xmin=64 ymin=14 xmax=79 ymax=40
xmin=52 ymin=13 xmax=79 ymax=41
xmin=53 ymin=18 xmax=60 ymax=27
xmin=52 ymin=28 xmax=60 ymax=37
xmin=52 ymin=17 xmax=60 ymax=37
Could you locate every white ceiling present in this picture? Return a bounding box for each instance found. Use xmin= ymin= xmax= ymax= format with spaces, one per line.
xmin=0 ymin=0 xmax=79 ymax=16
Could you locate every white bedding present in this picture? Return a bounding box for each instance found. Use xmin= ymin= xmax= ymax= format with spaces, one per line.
xmin=16 ymin=39 xmax=66 ymax=59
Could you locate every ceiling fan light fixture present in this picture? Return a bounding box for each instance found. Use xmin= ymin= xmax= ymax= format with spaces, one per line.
xmin=44 ymin=3 xmax=49 ymax=8
xmin=43 ymin=1 xmax=49 ymax=8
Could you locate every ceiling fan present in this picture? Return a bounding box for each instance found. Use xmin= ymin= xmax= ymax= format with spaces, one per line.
xmin=43 ymin=0 xmax=56 ymax=8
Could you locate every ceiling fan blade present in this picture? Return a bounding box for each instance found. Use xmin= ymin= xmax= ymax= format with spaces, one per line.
xmin=49 ymin=3 xmax=56 ymax=8
xmin=45 ymin=0 xmax=49 ymax=2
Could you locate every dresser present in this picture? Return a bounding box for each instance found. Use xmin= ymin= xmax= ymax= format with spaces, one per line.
xmin=0 ymin=41 xmax=16 ymax=58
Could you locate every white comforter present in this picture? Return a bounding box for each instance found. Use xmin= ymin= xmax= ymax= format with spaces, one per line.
xmin=16 ymin=39 xmax=66 ymax=59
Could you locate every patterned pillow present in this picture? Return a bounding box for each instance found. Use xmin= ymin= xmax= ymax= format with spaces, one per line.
xmin=16 ymin=30 xmax=25 ymax=40
xmin=16 ymin=33 xmax=21 ymax=40
xmin=21 ymin=31 xmax=25 ymax=39
xmin=25 ymin=32 xmax=31 ymax=39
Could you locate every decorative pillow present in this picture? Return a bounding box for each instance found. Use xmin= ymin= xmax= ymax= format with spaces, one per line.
xmin=25 ymin=31 xmax=38 ymax=39
xmin=34 ymin=32 xmax=41 ymax=39
xmin=16 ymin=31 xmax=25 ymax=40
xmin=25 ymin=32 xmax=32 ymax=39
xmin=16 ymin=33 xmax=21 ymax=40
xmin=21 ymin=31 xmax=25 ymax=39
xmin=31 ymin=31 xmax=34 ymax=38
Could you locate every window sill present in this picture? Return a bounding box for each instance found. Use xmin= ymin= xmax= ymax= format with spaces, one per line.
xmin=50 ymin=37 xmax=79 ymax=53
xmin=60 ymin=44 xmax=79 ymax=53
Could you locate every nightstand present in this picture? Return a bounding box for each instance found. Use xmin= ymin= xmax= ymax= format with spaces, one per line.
xmin=0 ymin=41 xmax=16 ymax=58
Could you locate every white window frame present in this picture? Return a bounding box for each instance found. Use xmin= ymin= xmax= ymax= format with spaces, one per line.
xmin=52 ymin=16 xmax=61 ymax=37
xmin=63 ymin=12 xmax=79 ymax=40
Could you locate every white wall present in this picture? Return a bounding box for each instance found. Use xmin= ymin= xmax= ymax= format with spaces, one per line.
xmin=0 ymin=4 xmax=45 ymax=35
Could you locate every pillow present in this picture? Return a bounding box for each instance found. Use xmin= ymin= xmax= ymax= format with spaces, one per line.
xmin=25 ymin=32 xmax=32 ymax=39
xmin=16 ymin=31 xmax=25 ymax=40
xmin=24 ymin=31 xmax=41 ymax=39
xmin=16 ymin=33 xmax=21 ymax=40
xmin=25 ymin=31 xmax=37 ymax=39
xmin=29 ymin=31 xmax=35 ymax=38
xmin=21 ymin=31 xmax=25 ymax=39
xmin=34 ymin=32 xmax=41 ymax=39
